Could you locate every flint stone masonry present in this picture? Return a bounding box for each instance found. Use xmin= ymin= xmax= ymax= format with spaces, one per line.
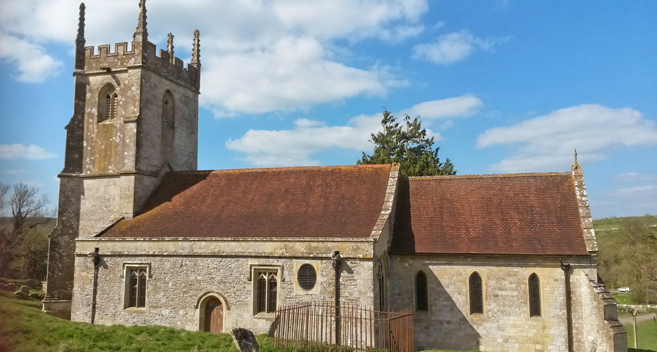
xmin=387 ymin=255 xmax=626 ymax=352
xmin=71 ymin=251 xmax=374 ymax=333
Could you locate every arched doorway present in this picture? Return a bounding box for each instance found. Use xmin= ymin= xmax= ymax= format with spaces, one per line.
xmin=204 ymin=297 xmax=223 ymax=333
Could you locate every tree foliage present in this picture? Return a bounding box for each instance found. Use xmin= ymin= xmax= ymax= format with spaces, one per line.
xmin=358 ymin=111 xmax=456 ymax=176
xmin=597 ymin=216 xmax=657 ymax=304
xmin=11 ymin=183 xmax=50 ymax=236
xmin=0 ymin=182 xmax=53 ymax=279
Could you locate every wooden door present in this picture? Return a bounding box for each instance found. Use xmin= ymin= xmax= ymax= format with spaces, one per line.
xmin=204 ymin=298 xmax=223 ymax=333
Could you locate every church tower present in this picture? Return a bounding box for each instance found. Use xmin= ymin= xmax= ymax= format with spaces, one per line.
xmin=43 ymin=0 xmax=201 ymax=318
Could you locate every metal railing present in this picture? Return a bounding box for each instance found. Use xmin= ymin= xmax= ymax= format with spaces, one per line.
xmin=273 ymin=302 xmax=413 ymax=352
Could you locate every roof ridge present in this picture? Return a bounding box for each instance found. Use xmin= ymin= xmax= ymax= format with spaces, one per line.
xmin=192 ymin=164 xmax=392 ymax=174
xmin=408 ymin=171 xmax=571 ymax=180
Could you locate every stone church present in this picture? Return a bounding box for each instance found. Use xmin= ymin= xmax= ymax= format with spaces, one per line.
xmin=43 ymin=2 xmax=627 ymax=351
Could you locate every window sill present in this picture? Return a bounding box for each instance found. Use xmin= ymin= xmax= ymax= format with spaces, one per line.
xmin=253 ymin=312 xmax=276 ymax=319
xmin=124 ymin=307 xmax=148 ymax=313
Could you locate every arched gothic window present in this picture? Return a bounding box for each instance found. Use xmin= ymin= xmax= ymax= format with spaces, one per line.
xmin=469 ymin=272 xmax=483 ymax=314
xmin=128 ymin=268 xmax=147 ymax=308
xmin=415 ymin=271 xmax=428 ymax=311
xmin=256 ymin=270 xmax=277 ymax=313
xmin=529 ymin=273 xmax=541 ymax=317
xmin=162 ymin=91 xmax=174 ymax=128
xmin=98 ymin=84 xmax=118 ymax=122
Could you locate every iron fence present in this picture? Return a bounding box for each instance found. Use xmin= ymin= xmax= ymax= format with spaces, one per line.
xmin=273 ymin=302 xmax=413 ymax=352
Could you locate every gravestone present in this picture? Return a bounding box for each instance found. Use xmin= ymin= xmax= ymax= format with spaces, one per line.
xmin=24 ymin=279 xmax=35 ymax=288
xmin=20 ymin=286 xmax=30 ymax=294
xmin=231 ymin=328 xmax=259 ymax=352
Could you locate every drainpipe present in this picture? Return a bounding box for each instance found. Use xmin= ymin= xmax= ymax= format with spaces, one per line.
xmin=560 ymin=258 xmax=573 ymax=352
xmin=332 ymin=251 xmax=342 ymax=345
xmin=90 ymin=248 xmax=100 ymax=324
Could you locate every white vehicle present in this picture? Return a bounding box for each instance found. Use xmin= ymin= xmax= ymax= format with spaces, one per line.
xmin=618 ymin=287 xmax=631 ymax=293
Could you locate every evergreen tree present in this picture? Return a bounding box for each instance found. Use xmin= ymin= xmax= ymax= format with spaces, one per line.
xmin=358 ymin=110 xmax=456 ymax=176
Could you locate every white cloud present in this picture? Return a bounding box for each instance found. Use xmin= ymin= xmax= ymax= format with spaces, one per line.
xmin=401 ymin=95 xmax=483 ymax=119
xmin=200 ymin=36 xmax=388 ymax=115
xmin=412 ymin=30 xmax=508 ymax=65
xmin=476 ymin=104 xmax=657 ymax=172
xmin=608 ymin=185 xmax=657 ymax=198
xmin=614 ymin=172 xmax=657 ymax=183
xmin=226 ymin=95 xmax=481 ymax=166
xmin=0 ymin=144 xmax=56 ymax=160
xmin=592 ymin=185 xmax=657 ymax=218
xmin=0 ymin=0 xmax=428 ymax=114
xmin=0 ymin=32 xmax=62 ymax=82
xmin=0 ymin=169 xmax=28 ymax=175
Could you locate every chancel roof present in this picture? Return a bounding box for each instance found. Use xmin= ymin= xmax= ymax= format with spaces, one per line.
xmin=101 ymin=164 xmax=391 ymax=238
xmin=390 ymin=172 xmax=589 ymax=256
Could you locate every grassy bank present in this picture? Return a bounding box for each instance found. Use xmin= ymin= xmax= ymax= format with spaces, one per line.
xmin=625 ymin=320 xmax=657 ymax=352
xmin=0 ymin=289 xmax=274 ymax=352
xmin=1 ymin=288 xmax=471 ymax=352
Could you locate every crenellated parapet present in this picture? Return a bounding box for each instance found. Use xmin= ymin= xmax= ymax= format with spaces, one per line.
xmin=76 ymin=0 xmax=200 ymax=91
xmin=82 ymin=39 xmax=200 ymax=91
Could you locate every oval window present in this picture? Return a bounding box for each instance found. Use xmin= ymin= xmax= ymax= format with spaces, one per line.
xmin=297 ymin=264 xmax=317 ymax=291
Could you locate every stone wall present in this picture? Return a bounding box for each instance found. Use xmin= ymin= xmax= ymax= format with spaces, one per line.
xmin=387 ymin=254 xmax=623 ymax=352
xmin=137 ymin=69 xmax=198 ymax=174
xmin=571 ymin=269 xmax=627 ymax=352
xmin=71 ymin=240 xmax=375 ymax=334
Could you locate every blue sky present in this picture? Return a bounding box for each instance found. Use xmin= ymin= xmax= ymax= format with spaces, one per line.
xmin=0 ymin=0 xmax=655 ymax=219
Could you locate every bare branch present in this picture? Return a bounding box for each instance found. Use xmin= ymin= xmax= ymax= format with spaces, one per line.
xmin=0 ymin=182 xmax=9 ymax=214
xmin=10 ymin=182 xmax=50 ymax=236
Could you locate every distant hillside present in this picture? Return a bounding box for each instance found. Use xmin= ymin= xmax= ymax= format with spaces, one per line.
xmin=594 ymin=215 xmax=657 ymax=248
xmin=0 ymin=217 xmax=56 ymax=233
xmin=594 ymin=215 xmax=657 ymax=231
xmin=594 ymin=215 xmax=657 ymax=303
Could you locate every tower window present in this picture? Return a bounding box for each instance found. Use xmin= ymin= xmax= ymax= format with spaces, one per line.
xmin=529 ymin=273 xmax=541 ymax=317
xmin=162 ymin=91 xmax=174 ymax=128
xmin=98 ymin=85 xmax=117 ymax=122
xmin=469 ymin=272 xmax=483 ymax=314
xmin=415 ymin=271 xmax=428 ymax=311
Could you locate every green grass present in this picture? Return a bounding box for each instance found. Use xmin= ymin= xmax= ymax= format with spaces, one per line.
xmin=616 ymin=293 xmax=639 ymax=305
xmin=0 ymin=288 xmax=274 ymax=352
xmin=593 ymin=216 xmax=657 ymax=231
xmin=1 ymin=288 xmax=469 ymax=352
xmin=625 ymin=320 xmax=657 ymax=351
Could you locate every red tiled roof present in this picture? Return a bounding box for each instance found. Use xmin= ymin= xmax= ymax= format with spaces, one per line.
xmin=390 ymin=173 xmax=589 ymax=255
xmin=102 ymin=164 xmax=391 ymax=238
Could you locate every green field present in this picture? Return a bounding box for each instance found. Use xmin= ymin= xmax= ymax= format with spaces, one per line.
xmin=0 ymin=288 xmax=469 ymax=352
xmin=615 ymin=293 xmax=639 ymax=305
xmin=593 ymin=216 xmax=657 ymax=231
xmin=625 ymin=320 xmax=657 ymax=352
xmin=0 ymin=288 xmax=277 ymax=352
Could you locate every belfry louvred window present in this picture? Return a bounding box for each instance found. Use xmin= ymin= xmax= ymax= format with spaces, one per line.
xmin=162 ymin=91 xmax=174 ymax=128
xmin=98 ymin=85 xmax=118 ymax=122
